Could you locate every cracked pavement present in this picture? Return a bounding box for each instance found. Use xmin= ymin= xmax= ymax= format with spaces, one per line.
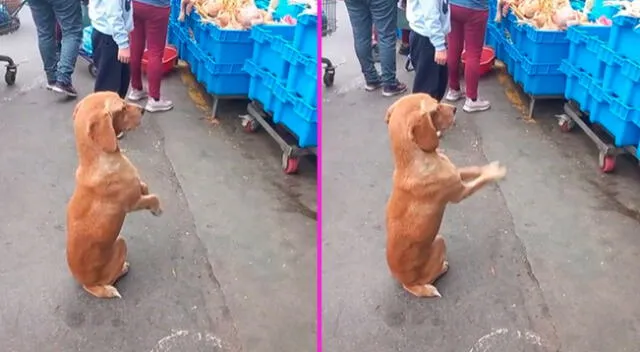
xmin=323 ymin=4 xmax=640 ymax=352
xmin=0 ymin=8 xmax=316 ymax=352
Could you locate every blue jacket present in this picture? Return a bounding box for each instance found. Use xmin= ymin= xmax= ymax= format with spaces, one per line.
xmin=88 ymin=0 xmax=134 ymax=49
xmin=406 ymin=0 xmax=451 ymax=51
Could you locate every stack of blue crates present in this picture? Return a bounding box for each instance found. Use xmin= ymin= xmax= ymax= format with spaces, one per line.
xmin=244 ymin=13 xmax=318 ymax=148
xmin=561 ymin=15 xmax=640 ymax=154
xmin=167 ymin=0 xmax=317 ymax=148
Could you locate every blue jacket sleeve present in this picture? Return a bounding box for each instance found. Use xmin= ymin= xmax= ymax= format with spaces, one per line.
xmin=419 ymin=0 xmax=446 ymax=51
xmin=105 ymin=0 xmax=129 ymax=49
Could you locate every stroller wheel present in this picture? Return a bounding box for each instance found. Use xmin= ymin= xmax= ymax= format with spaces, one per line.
xmin=88 ymin=63 xmax=98 ymax=78
xmin=5 ymin=66 xmax=17 ymax=85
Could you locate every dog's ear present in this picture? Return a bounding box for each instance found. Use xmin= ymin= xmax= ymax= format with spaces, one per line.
xmin=410 ymin=98 xmax=440 ymax=152
xmin=87 ymin=97 xmax=124 ymax=153
xmin=385 ymin=99 xmax=398 ymax=124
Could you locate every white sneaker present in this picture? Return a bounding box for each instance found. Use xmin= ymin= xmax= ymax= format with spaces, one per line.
xmin=145 ymin=98 xmax=174 ymax=112
xmin=127 ymin=89 xmax=148 ymax=102
xmin=445 ymin=89 xmax=464 ymax=102
xmin=463 ymin=98 xmax=491 ymax=113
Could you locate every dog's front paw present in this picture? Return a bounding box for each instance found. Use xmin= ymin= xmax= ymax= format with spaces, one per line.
xmin=483 ymin=161 xmax=507 ymax=181
xmin=151 ymin=206 xmax=163 ymax=217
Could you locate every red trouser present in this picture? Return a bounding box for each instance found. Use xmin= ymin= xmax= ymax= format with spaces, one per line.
xmin=130 ymin=1 xmax=170 ymax=100
xmin=446 ymin=4 xmax=488 ymax=100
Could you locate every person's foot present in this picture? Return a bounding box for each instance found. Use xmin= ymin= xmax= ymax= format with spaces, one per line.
xmin=145 ymin=98 xmax=174 ymax=112
xmin=45 ymin=81 xmax=56 ymax=91
xmin=51 ymin=82 xmax=78 ymax=98
xmin=372 ymin=44 xmax=380 ymax=63
xmin=398 ymin=44 xmax=410 ymax=56
xmin=445 ymin=89 xmax=464 ymax=102
xmin=463 ymin=97 xmax=491 ymax=112
xmin=382 ymin=81 xmax=408 ymax=97
xmin=127 ymin=88 xmax=148 ymax=102
xmin=365 ymin=80 xmax=382 ymax=91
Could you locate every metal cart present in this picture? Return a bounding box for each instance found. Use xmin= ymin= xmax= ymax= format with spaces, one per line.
xmin=0 ymin=0 xmax=26 ymax=85
xmin=322 ymin=0 xmax=336 ymax=86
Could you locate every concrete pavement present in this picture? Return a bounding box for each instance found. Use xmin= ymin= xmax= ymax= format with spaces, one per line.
xmin=0 ymin=8 xmax=316 ymax=352
xmin=322 ymin=4 xmax=640 ymax=352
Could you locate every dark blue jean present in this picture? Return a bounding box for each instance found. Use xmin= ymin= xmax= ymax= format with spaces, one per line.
xmin=345 ymin=0 xmax=397 ymax=86
xmin=29 ymin=0 xmax=82 ymax=85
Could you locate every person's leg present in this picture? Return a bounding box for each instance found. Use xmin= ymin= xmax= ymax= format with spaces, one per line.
xmin=93 ymin=30 xmax=124 ymax=94
xmin=344 ymin=0 xmax=381 ymax=90
xmin=462 ymin=8 xmax=490 ymax=112
xmin=445 ymin=5 xmax=465 ymax=101
xmin=371 ymin=0 xmax=406 ymax=96
xmin=118 ymin=63 xmax=131 ymax=99
xmin=399 ymin=29 xmax=410 ymax=55
xmin=143 ymin=3 xmax=173 ymax=112
xmin=51 ymin=0 xmax=83 ymax=97
xmin=28 ymin=0 xmax=58 ymax=88
xmin=410 ymin=31 xmax=445 ymax=100
xmin=371 ymin=25 xmax=380 ymax=63
xmin=128 ymin=1 xmax=148 ymax=100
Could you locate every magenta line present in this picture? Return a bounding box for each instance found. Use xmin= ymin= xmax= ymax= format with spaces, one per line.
xmin=315 ymin=0 xmax=323 ymax=350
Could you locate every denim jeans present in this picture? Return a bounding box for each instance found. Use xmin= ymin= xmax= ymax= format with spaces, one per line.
xmin=29 ymin=0 xmax=82 ymax=85
xmin=345 ymin=0 xmax=397 ymax=86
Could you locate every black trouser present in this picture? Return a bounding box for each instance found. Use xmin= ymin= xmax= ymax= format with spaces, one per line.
xmin=409 ymin=31 xmax=448 ymax=101
xmin=92 ymin=29 xmax=130 ymax=99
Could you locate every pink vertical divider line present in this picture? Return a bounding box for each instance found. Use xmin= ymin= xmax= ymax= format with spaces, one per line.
xmin=315 ymin=0 xmax=323 ymax=350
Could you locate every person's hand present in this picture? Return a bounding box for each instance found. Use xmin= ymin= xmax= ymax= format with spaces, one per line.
xmin=118 ymin=48 xmax=130 ymax=63
xmin=434 ymin=50 xmax=447 ymax=65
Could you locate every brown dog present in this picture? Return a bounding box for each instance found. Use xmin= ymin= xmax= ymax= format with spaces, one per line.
xmin=66 ymin=91 xmax=162 ymax=299
xmin=384 ymin=93 xmax=507 ymax=298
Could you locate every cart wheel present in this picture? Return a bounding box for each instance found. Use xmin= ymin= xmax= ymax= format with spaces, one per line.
xmin=241 ymin=118 xmax=259 ymax=133
xmin=4 ymin=68 xmax=16 ymax=86
xmin=282 ymin=154 xmax=300 ymax=175
xmin=598 ymin=152 xmax=616 ymax=173
xmin=559 ymin=118 xmax=575 ymax=133
xmin=88 ymin=64 xmax=98 ymax=78
xmin=323 ymin=70 xmax=335 ymax=87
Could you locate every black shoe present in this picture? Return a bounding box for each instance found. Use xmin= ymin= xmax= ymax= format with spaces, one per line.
xmin=372 ymin=44 xmax=380 ymax=63
xmin=382 ymin=81 xmax=408 ymax=97
xmin=398 ymin=44 xmax=410 ymax=56
xmin=52 ymin=82 xmax=78 ymax=98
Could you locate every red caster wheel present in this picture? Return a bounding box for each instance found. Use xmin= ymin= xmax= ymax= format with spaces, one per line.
xmin=241 ymin=118 xmax=259 ymax=133
xmin=282 ymin=154 xmax=299 ymax=174
xmin=598 ymin=152 xmax=616 ymax=173
xmin=559 ymin=119 xmax=575 ymax=133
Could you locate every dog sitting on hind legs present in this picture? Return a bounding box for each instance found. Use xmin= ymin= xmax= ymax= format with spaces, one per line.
xmin=384 ymin=93 xmax=507 ymax=298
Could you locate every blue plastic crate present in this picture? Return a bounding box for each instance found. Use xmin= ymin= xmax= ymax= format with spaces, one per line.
xmin=590 ymin=0 xmax=620 ymax=20
xmin=503 ymin=41 xmax=520 ymax=76
xmin=589 ymin=84 xmax=640 ymax=146
xmin=283 ymin=43 xmax=317 ymax=107
xmin=244 ymin=60 xmax=279 ymax=113
xmin=250 ymin=25 xmax=296 ymax=79
xmin=273 ymin=82 xmax=317 ymax=148
xmin=486 ymin=23 xmax=506 ymax=62
xmin=599 ymin=45 xmax=640 ymax=108
xmin=502 ymin=12 xmax=524 ymax=48
xmin=608 ymin=15 xmax=640 ymax=62
xmin=81 ymin=26 xmax=93 ymax=56
xmin=567 ymin=25 xmax=610 ymax=80
xmin=559 ymin=60 xmax=595 ymax=114
xmin=293 ymin=14 xmax=317 ymax=59
xmin=168 ymin=21 xmax=182 ymax=47
xmin=516 ymin=24 xmax=569 ymax=64
xmin=274 ymin=2 xmax=306 ymax=20
xmin=200 ymin=59 xmax=250 ymax=96
xmin=513 ymin=53 xmax=566 ymax=95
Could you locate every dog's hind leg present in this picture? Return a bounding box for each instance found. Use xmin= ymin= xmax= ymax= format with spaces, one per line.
xmin=83 ymin=284 xmax=122 ymax=299
xmin=402 ymin=235 xmax=448 ymax=298
xmin=105 ymin=236 xmax=129 ymax=285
